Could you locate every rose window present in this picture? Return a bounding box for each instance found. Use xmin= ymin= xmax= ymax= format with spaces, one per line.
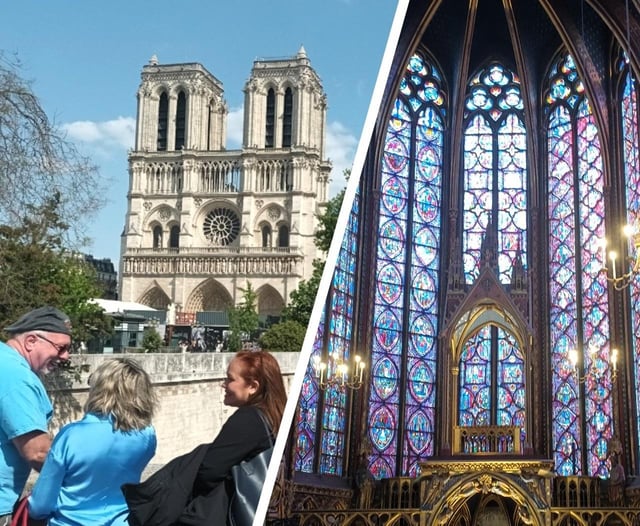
xmin=203 ymin=208 xmax=240 ymax=245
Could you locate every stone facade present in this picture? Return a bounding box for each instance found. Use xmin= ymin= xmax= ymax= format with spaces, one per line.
xmin=119 ymin=48 xmax=331 ymax=317
xmin=47 ymin=352 xmax=299 ymax=465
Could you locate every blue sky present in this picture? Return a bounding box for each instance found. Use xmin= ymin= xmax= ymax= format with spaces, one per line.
xmin=0 ymin=0 xmax=397 ymax=263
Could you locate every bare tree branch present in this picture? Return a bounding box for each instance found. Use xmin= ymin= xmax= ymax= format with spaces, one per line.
xmin=0 ymin=51 xmax=107 ymax=246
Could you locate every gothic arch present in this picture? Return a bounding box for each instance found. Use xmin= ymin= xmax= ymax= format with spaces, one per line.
xmin=254 ymin=203 xmax=288 ymax=230
xmin=259 ymin=221 xmax=272 ymax=248
xmin=137 ymin=282 xmax=171 ymax=310
xmin=185 ymin=278 xmax=233 ymax=312
xmin=430 ymin=474 xmax=544 ymax=526
xmin=257 ymin=284 xmax=284 ymax=317
xmin=145 ymin=204 xmax=179 ymax=226
xmin=440 ymin=267 xmax=534 ymax=451
xmin=276 ymin=223 xmax=290 ymax=248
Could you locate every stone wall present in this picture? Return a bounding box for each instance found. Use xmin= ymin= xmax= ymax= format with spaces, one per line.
xmin=46 ymin=352 xmax=300 ymax=465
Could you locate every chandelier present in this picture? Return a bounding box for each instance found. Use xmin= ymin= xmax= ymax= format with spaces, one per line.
xmin=599 ymin=223 xmax=640 ymax=291
xmin=568 ymin=345 xmax=618 ymax=384
xmin=313 ymin=352 xmax=366 ymax=390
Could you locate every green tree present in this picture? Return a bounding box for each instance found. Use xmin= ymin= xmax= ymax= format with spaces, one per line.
xmin=281 ymin=259 xmax=324 ymax=325
xmin=0 ymin=194 xmax=111 ymax=346
xmin=0 ymin=52 xmax=106 ymax=242
xmin=227 ymin=282 xmax=260 ymax=353
xmin=314 ymin=188 xmax=345 ymax=253
xmin=141 ymin=326 xmax=163 ymax=353
xmin=281 ymin=173 xmax=349 ymax=325
xmin=259 ymin=320 xmax=306 ymax=353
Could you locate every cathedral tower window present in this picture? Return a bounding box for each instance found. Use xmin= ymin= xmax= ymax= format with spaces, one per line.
xmin=157 ymin=92 xmax=168 ymax=151
xmin=265 ymin=88 xmax=275 ymax=148
xmin=283 ymin=87 xmax=293 ymax=147
xmin=261 ymin=224 xmax=272 ymax=248
xmin=175 ymin=91 xmax=186 ymax=150
xmin=152 ymin=225 xmax=163 ymax=249
xmin=278 ymin=225 xmax=289 ymax=248
xmin=169 ymin=225 xmax=180 ymax=249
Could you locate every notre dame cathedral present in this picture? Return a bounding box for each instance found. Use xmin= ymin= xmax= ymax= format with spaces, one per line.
xmin=118 ymin=47 xmax=330 ymax=319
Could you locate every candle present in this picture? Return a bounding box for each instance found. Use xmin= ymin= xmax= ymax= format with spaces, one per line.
xmin=610 ymin=251 xmax=617 ymax=280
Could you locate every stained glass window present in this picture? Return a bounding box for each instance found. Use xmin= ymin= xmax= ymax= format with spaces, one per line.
xmin=458 ymin=326 xmax=525 ymax=429
xmin=546 ymin=53 xmax=613 ymax=477
xmin=462 ymin=64 xmax=527 ymax=284
xmin=621 ymin=68 xmax=640 ymax=452
xmin=293 ymin=192 xmax=360 ymax=474
xmin=367 ymin=51 xmax=444 ymax=478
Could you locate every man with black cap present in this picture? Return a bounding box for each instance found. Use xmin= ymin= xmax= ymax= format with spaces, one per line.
xmin=0 ymin=306 xmax=72 ymax=525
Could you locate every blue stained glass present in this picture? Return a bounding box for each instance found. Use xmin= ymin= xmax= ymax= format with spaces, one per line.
xmin=621 ymin=69 xmax=640 ymax=453
xmin=408 ymin=362 xmax=433 ymax=401
xmin=373 ymin=356 xmax=399 ymax=399
xmin=381 ymin=177 xmax=408 ymax=214
xmin=406 ymin=411 xmax=430 ymax=453
xmin=384 ymin=137 xmax=409 ymax=173
xmin=547 ymin=53 xmax=612 ymax=477
xmin=370 ymin=406 xmax=396 ymax=449
xmin=368 ymin=51 xmax=444 ymax=478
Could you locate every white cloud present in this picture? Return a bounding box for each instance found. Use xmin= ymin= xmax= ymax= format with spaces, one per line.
xmin=63 ymin=116 xmax=135 ymax=153
xmin=325 ymin=120 xmax=357 ymax=196
xmin=226 ymin=106 xmax=244 ymax=149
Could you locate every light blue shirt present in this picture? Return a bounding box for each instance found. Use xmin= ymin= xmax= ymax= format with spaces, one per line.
xmin=28 ymin=413 xmax=157 ymax=526
xmin=0 ymin=341 xmax=52 ymax=514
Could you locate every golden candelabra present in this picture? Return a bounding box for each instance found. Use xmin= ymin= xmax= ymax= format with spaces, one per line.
xmin=599 ymin=223 xmax=640 ymax=291
xmin=568 ymin=345 xmax=618 ymax=384
xmin=313 ymin=353 xmax=366 ymax=390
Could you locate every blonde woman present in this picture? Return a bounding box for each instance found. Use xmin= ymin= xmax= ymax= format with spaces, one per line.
xmin=28 ymin=358 xmax=158 ymax=526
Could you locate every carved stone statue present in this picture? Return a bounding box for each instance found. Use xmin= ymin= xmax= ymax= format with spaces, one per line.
xmin=354 ymin=451 xmax=374 ymax=509
xmin=608 ymin=452 xmax=626 ymax=506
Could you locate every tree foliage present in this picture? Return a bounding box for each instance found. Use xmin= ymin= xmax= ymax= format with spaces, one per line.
xmin=281 ymin=175 xmax=349 ymax=326
xmin=141 ymin=326 xmax=163 ymax=353
xmin=0 ymin=51 xmax=106 ymax=243
xmin=281 ymin=259 xmax=324 ymax=326
xmin=0 ymin=194 xmax=111 ymax=345
xmin=227 ymin=282 xmax=260 ymax=353
xmin=259 ymin=320 xmax=306 ymax=353
xmin=314 ymin=188 xmax=345 ymax=253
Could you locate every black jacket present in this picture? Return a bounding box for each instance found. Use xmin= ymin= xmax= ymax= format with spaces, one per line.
xmin=122 ymin=407 xmax=272 ymax=526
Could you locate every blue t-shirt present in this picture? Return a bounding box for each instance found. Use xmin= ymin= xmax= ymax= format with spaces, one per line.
xmin=0 ymin=341 xmax=52 ymax=514
xmin=28 ymin=413 xmax=157 ymax=526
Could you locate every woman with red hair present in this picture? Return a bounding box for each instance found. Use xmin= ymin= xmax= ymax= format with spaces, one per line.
xmin=192 ymin=350 xmax=287 ymax=498
xmin=123 ymin=351 xmax=287 ymax=526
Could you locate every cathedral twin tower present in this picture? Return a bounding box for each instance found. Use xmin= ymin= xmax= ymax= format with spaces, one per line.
xmin=119 ymin=47 xmax=330 ymax=319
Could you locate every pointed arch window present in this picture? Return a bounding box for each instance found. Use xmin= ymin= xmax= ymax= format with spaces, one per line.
xmin=157 ymin=92 xmax=168 ymax=151
xmin=153 ymin=225 xmax=163 ymax=249
xmin=619 ymin=61 xmax=640 ymax=452
xmin=294 ymin=191 xmax=360 ymax=475
xmin=366 ymin=51 xmax=445 ymax=478
xmin=283 ymin=87 xmax=293 ymax=147
xmin=458 ymin=325 xmax=525 ymax=430
xmin=266 ymin=88 xmax=275 ymax=148
xmin=546 ymin=53 xmax=612 ymax=478
xmin=278 ymin=225 xmax=289 ymax=248
xmin=261 ymin=224 xmax=272 ymax=248
xmin=175 ymin=91 xmax=186 ymax=150
xmin=169 ymin=225 xmax=180 ymax=249
xmin=462 ymin=63 xmax=527 ymax=284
